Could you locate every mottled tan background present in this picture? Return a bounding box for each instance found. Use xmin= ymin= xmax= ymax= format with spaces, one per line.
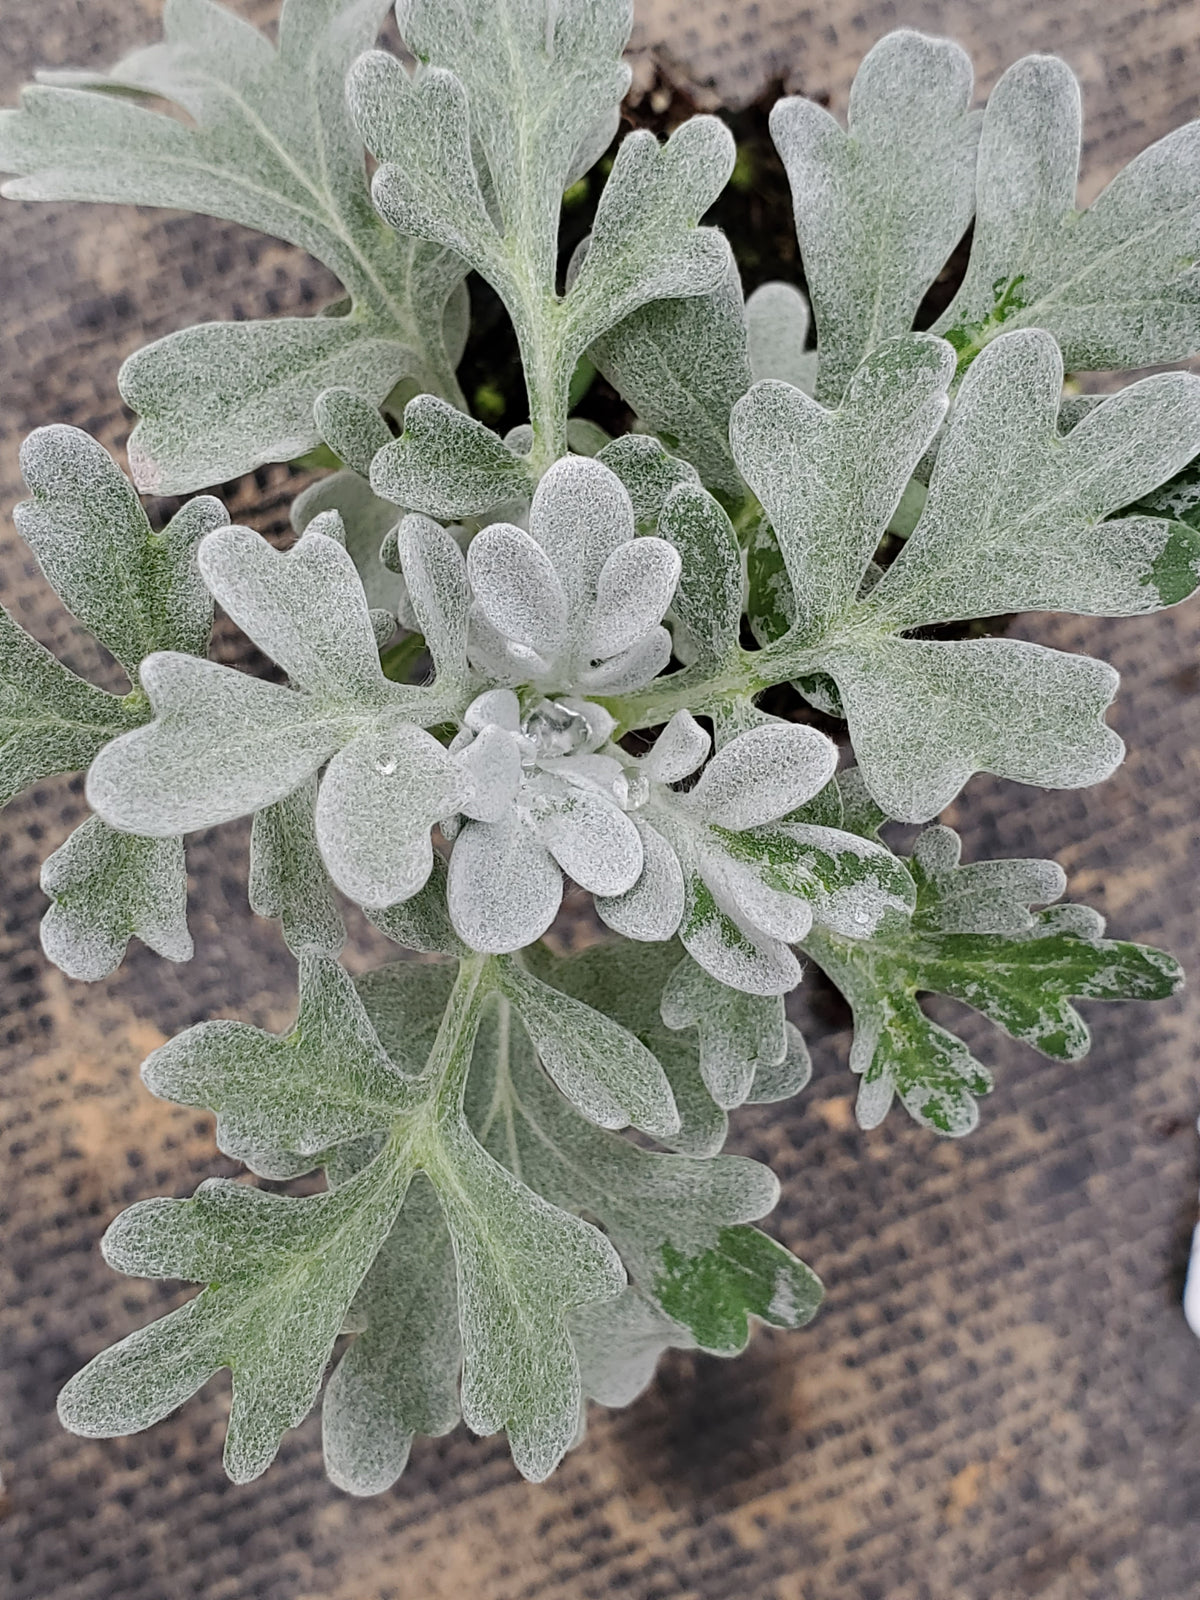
xmin=4 ymin=2 xmax=1200 ymax=1597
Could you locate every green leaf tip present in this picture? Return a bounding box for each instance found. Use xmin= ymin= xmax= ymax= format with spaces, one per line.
xmin=654 ymin=1226 xmax=823 ymax=1355
xmin=805 ymin=825 xmax=1185 ymax=1135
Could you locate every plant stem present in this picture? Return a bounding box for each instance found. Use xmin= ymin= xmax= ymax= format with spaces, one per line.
xmin=598 ymin=655 xmax=768 ymax=736
xmin=424 ymin=952 xmax=494 ymax=1130
xmin=523 ymin=305 xmax=569 ymax=474
xmin=497 ymin=244 xmax=569 ymax=475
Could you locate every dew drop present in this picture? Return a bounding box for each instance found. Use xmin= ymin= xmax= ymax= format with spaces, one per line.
xmin=523 ymin=699 xmax=591 ymax=758
xmin=625 ymin=773 xmax=650 ymax=809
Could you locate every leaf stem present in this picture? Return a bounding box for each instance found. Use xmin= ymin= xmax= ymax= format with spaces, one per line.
xmin=521 ymin=299 xmax=569 ymax=475
xmin=598 ymin=654 xmax=768 ymax=735
xmin=417 ymin=952 xmax=494 ymax=1136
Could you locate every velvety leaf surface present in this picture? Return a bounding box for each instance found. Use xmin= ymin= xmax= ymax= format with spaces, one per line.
xmin=803 ymin=826 xmax=1183 ymax=1134
xmin=589 ymin=251 xmax=752 ymax=498
xmin=936 ymin=52 xmax=1200 ymax=372
xmin=770 ymin=30 xmax=980 ymax=402
xmin=466 ymin=993 xmax=820 ymax=1360
xmin=58 ymin=1143 xmax=414 ymax=1483
xmin=40 ymin=817 xmax=192 ymax=982
xmin=733 ymin=329 xmax=1200 ymax=819
xmin=0 ymin=0 xmax=468 ymax=488
xmin=16 ymin=425 xmax=222 ymax=675
xmin=249 ymin=778 xmax=346 ymax=959
xmin=0 ymin=606 xmax=139 ymax=808
xmin=323 ymin=1172 xmax=462 ymax=1495
xmin=141 ymin=953 xmax=418 ymax=1174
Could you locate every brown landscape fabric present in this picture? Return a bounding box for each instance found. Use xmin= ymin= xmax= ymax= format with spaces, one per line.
xmin=3 ymin=2 xmax=1200 ymax=1597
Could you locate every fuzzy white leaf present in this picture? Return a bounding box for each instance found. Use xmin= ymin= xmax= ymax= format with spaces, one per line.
xmin=869 ymin=330 xmax=1200 ymax=625
xmin=464 ymin=687 xmax=522 ymax=734
xmin=0 ymin=607 xmax=139 ymax=808
xmin=699 ymin=840 xmax=816 ymax=944
xmin=732 ymin=337 xmax=954 ymax=641
xmin=589 ymin=247 xmax=751 ymax=497
xmin=594 ymin=817 xmax=685 ymax=943
xmin=498 ymin=960 xmax=680 ymax=1137
xmin=469 ymin=992 xmax=817 ymax=1358
xmin=771 ymin=30 xmax=980 ymax=402
xmin=448 ymin=813 xmax=563 ymax=953
xmin=686 ymin=724 xmax=838 ymax=831
xmin=430 ymin=1111 xmax=625 ymax=1484
xmin=584 ymin=537 xmax=681 ymax=658
xmin=249 ymin=776 xmax=346 ymax=958
xmin=658 ymin=482 xmax=744 ymax=669
xmin=16 ymin=425 xmax=222 ymax=675
xmin=467 ymin=524 xmax=569 ymax=657
xmin=123 ymin=318 xmax=427 ymax=496
xmin=198 ymin=523 xmax=392 ymax=707
xmin=394 ymin=514 xmax=472 ymax=688
xmin=371 ymin=395 xmax=537 ymax=519
xmin=641 ymin=710 xmax=711 ymax=785
xmin=576 ymin=627 xmax=673 ymax=695
xmin=313 ymin=385 xmax=392 ymax=478
xmin=87 ymin=654 xmax=344 ymax=837
xmin=735 ymin=819 xmax=917 ymax=940
xmin=529 ymin=456 xmax=634 ymax=619
xmin=0 ymin=0 xmax=468 ymax=488
xmin=59 ymin=1149 xmax=412 ymax=1484
xmin=596 ymin=436 xmax=700 ymax=529
xmin=457 ymin=725 xmax=524 ymax=824
xmin=526 ymin=774 xmax=643 ymax=896
xmin=731 ymin=323 xmax=1180 ymax=818
xmin=291 ymin=469 xmax=406 ymax=615
xmin=142 ymin=952 xmax=417 ymax=1171
xmin=746 ymin=281 xmax=816 ymax=393
xmin=566 ymin=118 xmax=736 ymax=356
xmin=571 ymin=1290 xmax=694 ymax=1408
xmin=678 ymin=865 xmax=801 ymax=1000
xmin=323 ymin=1172 xmax=461 ymax=1496
xmin=661 ymin=956 xmax=790 ymax=1109
xmin=390 ymin=0 xmax=633 ymax=292
xmin=351 ymin=54 xmax=499 ymax=270
xmin=40 ymin=818 xmax=191 ymax=982
xmin=936 ymin=53 xmax=1200 ymax=370
xmin=315 ymin=716 xmax=469 ymax=908
xmin=908 ymin=824 xmax=1066 ymax=935
xmin=747 ymin=1021 xmax=813 ymax=1105
xmin=827 ymin=635 xmax=1123 ymax=822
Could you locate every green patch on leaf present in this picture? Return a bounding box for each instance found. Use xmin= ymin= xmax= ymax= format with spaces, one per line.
xmin=654 ymin=1226 xmax=823 ymax=1355
xmin=804 ymin=825 xmax=1183 ymax=1134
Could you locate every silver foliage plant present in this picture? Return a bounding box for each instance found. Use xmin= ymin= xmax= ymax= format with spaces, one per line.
xmin=2 ymin=2 xmax=1199 ymax=1489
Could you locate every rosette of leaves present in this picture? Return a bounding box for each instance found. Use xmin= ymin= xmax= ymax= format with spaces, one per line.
xmin=5 ymin=4 xmax=1200 ymax=1501
xmin=81 ymin=452 xmax=684 ymax=925
xmin=444 ymin=687 xmax=644 ymax=954
xmin=462 ymin=454 xmax=681 ymax=693
xmin=1 ymin=425 xmax=225 ymax=978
